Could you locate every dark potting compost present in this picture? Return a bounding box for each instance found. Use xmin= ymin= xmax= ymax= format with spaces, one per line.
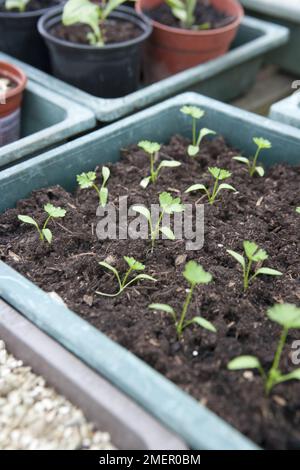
xmin=0 ymin=134 xmax=299 ymax=449
xmin=146 ymin=0 xmax=236 ymax=30
xmin=51 ymin=18 xmax=142 ymax=45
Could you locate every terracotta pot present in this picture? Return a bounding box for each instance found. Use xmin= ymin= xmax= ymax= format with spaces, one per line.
xmin=0 ymin=61 xmax=27 ymax=147
xmin=0 ymin=61 xmax=27 ymax=118
xmin=136 ymin=0 xmax=244 ymax=82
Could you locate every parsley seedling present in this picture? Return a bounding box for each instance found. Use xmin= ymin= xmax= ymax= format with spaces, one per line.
xmin=150 ymin=261 xmax=216 ymax=339
xmin=185 ymin=167 xmax=236 ymax=204
xmin=63 ymin=0 xmax=130 ymax=46
xmin=96 ymin=256 xmax=156 ymax=297
xmin=18 ymin=203 xmax=66 ymax=244
xmin=138 ymin=140 xmax=181 ymax=189
xmin=165 ymin=0 xmax=211 ymax=29
xmin=132 ymin=192 xmax=185 ymax=250
xmin=227 ymin=241 xmax=282 ymax=291
xmin=228 ymin=304 xmax=300 ymax=395
xmin=180 ymin=105 xmax=216 ymax=156
xmin=77 ymin=166 xmax=110 ymax=207
xmin=233 ymin=137 xmax=272 ymax=177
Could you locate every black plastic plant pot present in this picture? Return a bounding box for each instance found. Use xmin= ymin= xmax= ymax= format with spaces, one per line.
xmin=0 ymin=1 xmax=61 ymax=71
xmin=38 ymin=6 xmax=152 ymax=98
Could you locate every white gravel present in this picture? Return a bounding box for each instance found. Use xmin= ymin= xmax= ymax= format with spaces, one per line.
xmin=0 ymin=340 xmax=116 ymax=450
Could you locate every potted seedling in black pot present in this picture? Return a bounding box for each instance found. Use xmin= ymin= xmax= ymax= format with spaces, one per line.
xmin=38 ymin=0 xmax=152 ymax=98
xmin=0 ymin=0 xmax=61 ymax=71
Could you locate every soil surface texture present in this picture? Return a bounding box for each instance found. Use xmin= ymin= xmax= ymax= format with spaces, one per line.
xmin=51 ymin=19 xmax=142 ymax=45
xmin=0 ymin=134 xmax=300 ymax=449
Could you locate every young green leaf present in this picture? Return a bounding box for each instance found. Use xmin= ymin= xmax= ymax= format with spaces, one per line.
xmin=180 ymin=105 xmax=204 ymax=120
xmin=165 ymin=0 xmax=198 ymax=28
xmin=208 ymin=167 xmax=231 ymax=180
xmin=191 ymin=316 xmax=216 ymax=333
xmin=138 ymin=141 xmax=180 ymax=187
xmin=180 ymin=105 xmax=216 ymax=153
xmin=159 ymin=192 xmax=185 ymax=214
xmin=102 ymin=166 xmax=110 ymax=185
xmin=229 ymin=304 xmax=300 ymax=395
xmin=160 ymin=226 xmax=175 ymax=240
xmin=124 ymin=256 xmax=145 ymax=271
xmin=77 ymin=171 xmax=97 ymax=189
xmin=97 ymin=257 xmax=155 ymax=297
xmin=267 ymin=303 xmax=300 ymax=329
xmin=44 ymin=203 xmax=66 ymax=219
xmin=149 ymin=303 xmax=176 ymax=315
xmin=232 ymin=156 xmax=250 ymax=165
xmin=185 ymin=167 xmax=235 ymax=204
xmin=138 ymin=141 xmax=161 ymax=155
xmin=17 ymin=215 xmax=39 ymax=229
xmin=185 ymin=183 xmax=207 ymax=193
xmin=296 ymin=207 xmax=300 ymax=214
xmin=233 ymin=137 xmax=272 ymax=177
xmin=228 ymin=356 xmax=262 ymax=371
xmin=255 ymin=166 xmax=265 ymax=177
xmin=149 ymin=261 xmax=215 ymax=339
xmin=18 ymin=203 xmax=66 ymax=244
xmin=183 ymin=260 xmax=212 ymax=285
xmin=63 ymin=0 xmax=103 ymax=46
xmin=132 ymin=205 xmax=152 ymax=223
xmin=226 ymin=249 xmax=246 ymax=270
xmin=227 ymin=241 xmax=282 ymax=291
xmin=77 ymin=167 xmax=110 ymax=207
xmin=149 ymin=303 xmax=177 ymax=323
xmin=42 ymin=228 xmax=52 ymax=244
xmin=243 ymin=241 xmax=268 ymax=262
xmin=62 ymin=0 xmax=129 ymax=46
xmin=157 ymin=160 xmax=181 ymax=170
xmin=255 ymin=267 xmax=282 ymax=277
xmin=253 ymin=137 xmax=272 ymax=149
xmin=187 ymin=128 xmax=216 ymax=157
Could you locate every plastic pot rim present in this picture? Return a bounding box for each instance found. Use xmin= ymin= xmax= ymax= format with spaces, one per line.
xmin=136 ymin=0 xmax=244 ymax=37
xmin=38 ymin=5 xmax=153 ymax=52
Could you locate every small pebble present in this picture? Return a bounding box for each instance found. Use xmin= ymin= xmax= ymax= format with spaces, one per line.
xmin=0 ymin=340 xmax=116 ymax=450
xmin=243 ymin=371 xmax=254 ymax=381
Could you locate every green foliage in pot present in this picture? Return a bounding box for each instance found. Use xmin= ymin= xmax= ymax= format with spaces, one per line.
xmin=180 ymin=105 xmax=216 ymax=156
xmin=96 ymin=256 xmax=156 ymax=297
xmin=227 ymin=241 xmax=282 ymax=291
xmin=165 ymin=0 xmax=211 ymax=30
xmin=185 ymin=167 xmax=236 ymax=204
xmin=228 ymin=304 xmax=300 ymax=395
xmin=233 ymin=137 xmax=272 ymax=177
xmin=138 ymin=140 xmax=181 ymax=189
xmin=77 ymin=166 xmax=110 ymax=208
xmin=62 ymin=0 xmax=133 ymax=46
xmin=17 ymin=204 xmax=66 ymax=244
xmin=5 ymin=0 xmax=30 ymax=13
xmin=149 ymin=260 xmax=216 ymax=339
xmin=132 ymin=192 xmax=185 ymax=251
